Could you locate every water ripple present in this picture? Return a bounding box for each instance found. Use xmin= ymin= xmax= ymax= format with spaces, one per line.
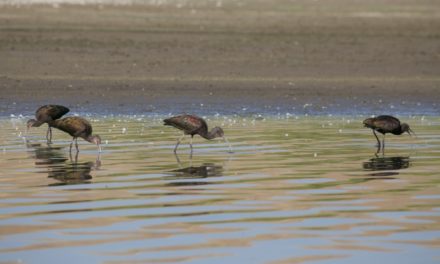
xmin=0 ymin=116 xmax=440 ymax=263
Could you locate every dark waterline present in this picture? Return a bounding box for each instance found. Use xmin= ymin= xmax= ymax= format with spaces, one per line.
xmin=2 ymin=96 xmax=439 ymax=118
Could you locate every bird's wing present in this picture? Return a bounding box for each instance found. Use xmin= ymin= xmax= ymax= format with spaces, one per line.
xmin=376 ymin=115 xmax=401 ymax=124
xmin=47 ymin=105 xmax=70 ymax=120
xmin=36 ymin=105 xmax=70 ymax=121
xmin=53 ymin=117 xmax=89 ymax=137
xmin=373 ymin=116 xmax=401 ymax=131
xmin=164 ymin=115 xmax=206 ymax=134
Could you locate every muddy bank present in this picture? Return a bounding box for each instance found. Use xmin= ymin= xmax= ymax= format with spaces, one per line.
xmin=1 ymin=77 xmax=439 ymax=116
xmin=0 ymin=1 xmax=439 ymax=115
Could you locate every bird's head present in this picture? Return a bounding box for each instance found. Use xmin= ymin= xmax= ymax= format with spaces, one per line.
xmin=363 ymin=118 xmax=374 ymax=128
xmin=209 ymin=127 xmax=233 ymax=153
xmin=26 ymin=119 xmax=37 ymax=130
xmin=401 ymin=123 xmax=415 ymax=136
xmin=210 ymin=127 xmax=224 ymax=138
xmin=91 ymin=135 xmax=102 ymax=145
xmin=88 ymin=135 xmax=102 ymax=152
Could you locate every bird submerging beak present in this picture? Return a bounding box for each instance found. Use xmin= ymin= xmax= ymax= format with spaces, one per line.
xmin=363 ymin=116 xmax=415 ymax=154
xmin=25 ymin=119 xmax=36 ymax=136
xmin=400 ymin=123 xmax=416 ymax=137
xmin=209 ymin=126 xmax=233 ymax=153
xmin=26 ymin=105 xmax=70 ymax=143
xmin=90 ymin=135 xmax=102 ymax=153
xmin=164 ymin=114 xmax=233 ymax=154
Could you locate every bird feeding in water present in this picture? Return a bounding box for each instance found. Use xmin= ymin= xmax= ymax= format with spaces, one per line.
xmin=26 ymin=105 xmax=70 ymax=143
xmin=363 ymin=115 xmax=414 ymax=152
xmin=51 ymin=116 xmax=102 ymax=152
xmin=164 ymin=114 xmax=232 ymax=153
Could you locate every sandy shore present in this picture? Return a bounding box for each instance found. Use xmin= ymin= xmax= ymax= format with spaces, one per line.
xmin=1 ymin=1 xmax=439 ymax=115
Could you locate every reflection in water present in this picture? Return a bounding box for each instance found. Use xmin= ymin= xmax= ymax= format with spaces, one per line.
xmin=363 ymin=156 xmax=410 ymax=171
xmin=27 ymin=142 xmax=67 ymax=165
xmin=47 ymin=161 xmax=96 ymax=186
xmin=3 ymin=117 xmax=440 ymax=264
xmin=170 ymin=163 xmax=223 ymax=179
xmin=26 ymin=141 xmax=100 ymax=185
xmin=363 ymin=156 xmax=410 ymax=177
xmin=165 ymin=161 xmax=223 ymax=187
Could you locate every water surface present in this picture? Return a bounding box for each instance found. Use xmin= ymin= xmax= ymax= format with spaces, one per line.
xmin=1 ymin=115 xmax=440 ymax=263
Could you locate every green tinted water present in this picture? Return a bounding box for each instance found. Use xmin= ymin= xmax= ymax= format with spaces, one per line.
xmin=1 ymin=115 xmax=439 ymax=263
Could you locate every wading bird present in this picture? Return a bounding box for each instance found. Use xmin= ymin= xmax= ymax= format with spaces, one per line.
xmin=164 ymin=114 xmax=232 ymax=153
xmin=51 ymin=116 xmax=101 ymax=152
xmin=27 ymin=105 xmax=70 ymax=142
xmin=363 ymin=115 xmax=414 ymax=153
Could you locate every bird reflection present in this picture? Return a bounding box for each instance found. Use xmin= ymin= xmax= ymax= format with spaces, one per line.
xmin=47 ymin=160 xmax=97 ymax=186
xmin=28 ymin=143 xmax=67 ymax=166
xmin=26 ymin=140 xmax=100 ymax=186
xmin=170 ymin=163 xmax=223 ymax=179
xmin=362 ymin=155 xmax=410 ymax=178
xmin=164 ymin=153 xmax=223 ymax=186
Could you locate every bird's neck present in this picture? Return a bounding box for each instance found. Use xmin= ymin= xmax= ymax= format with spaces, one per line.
xmin=201 ymin=129 xmax=216 ymax=140
xmin=31 ymin=120 xmax=45 ymax=127
xmin=85 ymin=135 xmax=95 ymax=143
xmin=398 ymin=127 xmax=406 ymax=135
xmin=389 ymin=127 xmax=405 ymax=135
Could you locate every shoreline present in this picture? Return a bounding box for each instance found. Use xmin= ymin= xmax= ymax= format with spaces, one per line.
xmin=2 ymin=77 xmax=439 ymax=116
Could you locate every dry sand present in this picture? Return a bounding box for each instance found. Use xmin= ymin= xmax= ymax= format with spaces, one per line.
xmin=1 ymin=0 xmax=439 ymax=115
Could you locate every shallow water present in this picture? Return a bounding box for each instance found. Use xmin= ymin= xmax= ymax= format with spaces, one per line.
xmin=1 ymin=115 xmax=440 ymax=263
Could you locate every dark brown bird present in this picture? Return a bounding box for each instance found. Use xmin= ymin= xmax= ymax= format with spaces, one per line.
xmin=363 ymin=115 xmax=414 ymax=152
xmin=164 ymin=114 xmax=232 ymax=153
xmin=27 ymin=105 xmax=70 ymax=143
xmin=51 ymin=116 xmax=102 ymax=152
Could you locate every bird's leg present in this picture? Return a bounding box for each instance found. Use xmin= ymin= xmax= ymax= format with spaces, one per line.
xmin=174 ymin=134 xmax=185 ymax=153
xmin=69 ymin=137 xmax=75 ymax=153
xmin=46 ymin=127 xmax=51 ymax=143
xmin=49 ymin=127 xmax=52 ymax=143
xmin=382 ymin=135 xmax=385 ymax=155
xmin=189 ymin=136 xmax=194 ymax=154
xmin=174 ymin=152 xmax=183 ymax=168
xmin=373 ymin=130 xmax=381 ymax=148
xmin=75 ymin=138 xmax=79 ymax=152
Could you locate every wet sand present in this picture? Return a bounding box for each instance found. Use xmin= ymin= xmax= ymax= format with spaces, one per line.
xmin=1 ymin=1 xmax=440 ymax=115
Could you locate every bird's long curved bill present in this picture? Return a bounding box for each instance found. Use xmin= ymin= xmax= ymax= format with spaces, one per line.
xmin=408 ymin=128 xmax=416 ymax=137
xmin=223 ymin=136 xmax=233 ymax=153
xmin=98 ymin=144 xmax=102 ymax=153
